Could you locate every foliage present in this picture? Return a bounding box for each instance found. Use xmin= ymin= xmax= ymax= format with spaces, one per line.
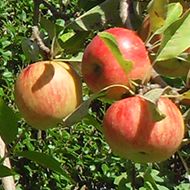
xmin=0 ymin=0 xmax=190 ymax=189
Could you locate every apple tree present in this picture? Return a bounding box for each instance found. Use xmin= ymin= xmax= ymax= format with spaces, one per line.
xmin=0 ymin=0 xmax=190 ymax=189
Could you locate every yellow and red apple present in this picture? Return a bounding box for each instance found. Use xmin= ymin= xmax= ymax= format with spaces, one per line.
xmin=14 ymin=61 xmax=83 ymax=130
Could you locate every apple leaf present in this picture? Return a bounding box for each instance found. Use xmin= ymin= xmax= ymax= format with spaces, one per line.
xmin=155 ymin=2 xmax=183 ymax=35
xmin=183 ymin=108 xmax=190 ymax=120
xmin=40 ymin=17 xmax=63 ymax=39
xmin=139 ymin=87 xmax=172 ymax=122
xmin=98 ymin=31 xmax=134 ymax=75
xmin=0 ymin=165 xmax=17 ymax=178
xmin=21 ymin=38 xmax=39 ymax=62
xmin=143 ymin=168 xmax=160 ymax=190
xmin=147 ymin=102 xmax=166 ymax=123
xmin=54 ymin=52 xmax=83 ymax=63
xmin=178 ymin=90 xmax=190 ymax=100
xmin=83 ymin=114 xmax=102 ymax=132
xmin=62 ymin=84 xmax=131 ymax=127
xmin=0 ymin=99 xmax=18 ymax=144
xmin=156 ymin=9 xmax=190 ymax=61
xmin=58 ymin=31 xmax=89 ymax=54
xmin=66 ymin=0 xmax=121 ymax=31
xmin=140 ymin=86 xmax=172 ymax=104
xmin=147 ymin=0 xmax=168 ymax=33
xmin=17 ymin=151 xmax=73 ymax=183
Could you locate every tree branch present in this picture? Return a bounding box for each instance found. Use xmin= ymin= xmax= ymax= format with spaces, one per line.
xmin=0 ymin=136 xmax=16 ymax=190
xmin=119 ymin=0 xmax=133 ymax=29
xmin=31 ymin=26 xmax=51 ymax=59
xmin=33 ymin=0 xmax=43 ymax=26
xmin=41 ymin=0 xmax=71 ymax=20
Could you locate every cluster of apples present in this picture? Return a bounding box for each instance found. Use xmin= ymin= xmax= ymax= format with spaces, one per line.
xmin=82 ymin=27 xmax=184 ymax=163
xmin=14 ymin=27 xmax=185 ymax=163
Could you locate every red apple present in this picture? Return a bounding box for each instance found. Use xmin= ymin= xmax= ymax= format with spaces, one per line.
xmin=103 ymin=96 xmax=184 ymax=163
xmin=82 ymin=27 xmax=151 ymax=100
xmin=14 ymin=61 xmax=83 ymax=130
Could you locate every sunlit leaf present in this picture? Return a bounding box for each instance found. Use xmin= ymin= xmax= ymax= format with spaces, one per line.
xmin=147 ymin=0 xmax=168 ymax=32
xmin=62 ymin=84 xmax=131 ymax=127
xmin=58 ymin=31 xmax=89 ymax=54
xmin=156 ymin=10 xmax=190 ymax=61
xmin=0 ymin=99 xmax=18 ymax=144
xmin=66 ymin=0 xmax=121 ymax=31
xmin=156 ymin=2 xmax=183 ymax=34
xmin=98 ymin=31 xmax=134 ymax=75
xmin=140 ymin=86 xmax=172 ymax=104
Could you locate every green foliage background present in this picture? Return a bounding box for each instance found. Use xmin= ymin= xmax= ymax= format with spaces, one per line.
xmin=0 ymin=0 xmax=190 ymax=189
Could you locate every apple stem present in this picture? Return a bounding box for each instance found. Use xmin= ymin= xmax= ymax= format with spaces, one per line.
xmin=150 ymin=69 xmax=168 ymax=88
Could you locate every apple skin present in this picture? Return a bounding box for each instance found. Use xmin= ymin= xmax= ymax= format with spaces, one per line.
xmin=103 ymin=96 xmax=184 ymax=163
xmin=14 ymin=61 xmax=82 ymax=130
xmin=82 ymin=27 xmax=151 ymax=100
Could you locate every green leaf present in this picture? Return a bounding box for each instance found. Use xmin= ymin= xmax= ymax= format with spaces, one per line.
xmin=0 ymin=99 xmax=18 ymax=144
xmin=0 ymin=165 xmax=17 ymax=177
xmin=54 ymin=52 xmax=83 ymax=63
xmin=62 ymin=84 xmax=130 ymax=127
xmin=98 ymin=31 xmax=134 ymax=75
xmin=140 ymin=87 xmax=171 ymax=122
xmin=140 ymin=86 xmax=172 ymax=104
xmin=40 ymin=17 xmax=63 ymax=39
xmin=58 ymin=31 xmax=89 ymax=54
xmin=82 ymin=114 xmax=102 ymax=132
xmin=17 ymin=151 xmax=74 ymax=183
xmin=66 ymin=0 xmax=121 ymax=31
xmin=156 ymin=10 xmax=190 ymax=61
xmin=155 ymin=2 xmax=183 ymax=35
xmin=144 ymin=167 xmax=160 ymax=190
xmin=147 ymin=0 xmax=168 ymax=32
xmin=21 ymin=38 xmax=39 ymax=62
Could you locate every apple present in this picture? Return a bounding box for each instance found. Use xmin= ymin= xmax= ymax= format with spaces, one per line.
xmin=103 ymin=96 xmax=184 ymax=163
xmin=14 ymin=61 xmax=83 ymax=130
xmin=82 ymin=27 xmax=151 ymax=100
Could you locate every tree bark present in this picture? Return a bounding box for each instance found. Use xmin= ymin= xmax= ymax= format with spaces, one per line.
xmin=0 ymin=136 xmax=16 ymax=190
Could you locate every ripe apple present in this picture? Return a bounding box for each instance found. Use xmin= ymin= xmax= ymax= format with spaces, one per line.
xmin=103 ymin=96 xmax=184 ymax=163
xmin=14 ymin=61 xmax=83 ymax=130
xmin=82 ymin=27 xmax=151 ymax=100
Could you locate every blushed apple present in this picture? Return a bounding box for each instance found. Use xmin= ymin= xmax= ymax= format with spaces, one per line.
xmin=82 ymin=27 xmax=151 ymax=100
xmin=14 ymin=61 xmax=82 ymax=130
xmin=103 ymin=96 xmax=184 ymax=163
